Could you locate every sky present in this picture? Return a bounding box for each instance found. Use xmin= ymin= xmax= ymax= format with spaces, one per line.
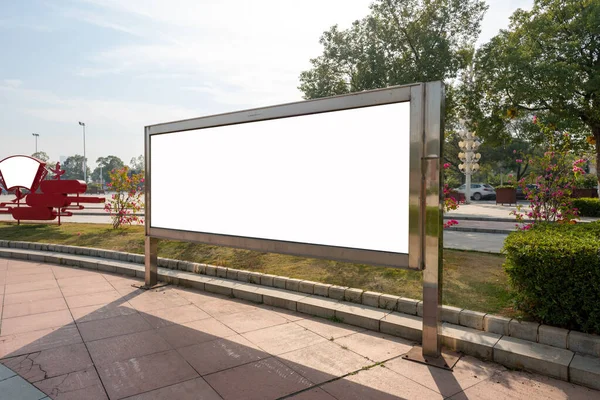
xmin=0 ymin=0 xmax=533 ymax=172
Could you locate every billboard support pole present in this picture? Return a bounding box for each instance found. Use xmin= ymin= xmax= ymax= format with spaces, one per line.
xmin=144 ymin=236 xmax=158 ymax=287
xmin=404 ymin=81 xmax=458 ymax=370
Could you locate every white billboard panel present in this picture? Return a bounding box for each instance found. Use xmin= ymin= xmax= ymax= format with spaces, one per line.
xmin=150 ymin=102 xmax=410 ymax=254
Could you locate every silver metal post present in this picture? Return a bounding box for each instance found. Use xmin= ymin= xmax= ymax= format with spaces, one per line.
xmin=404 ymin=81 xmax=458 ymax=370
xmin=145 ymin=236 xmax=158 ymax=287
xmin=422 ymin=81 xmax=444 ymax=358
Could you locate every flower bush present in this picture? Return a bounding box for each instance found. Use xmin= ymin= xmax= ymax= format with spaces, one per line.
xmin=511 ymin=119 xmax=583 ymax=229
xmin=104 ymin=166 xmax=144 ymax=229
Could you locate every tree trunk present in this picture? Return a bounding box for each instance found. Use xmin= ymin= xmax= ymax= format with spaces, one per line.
xmin=595 ymin=125 xmax=600 ymax=198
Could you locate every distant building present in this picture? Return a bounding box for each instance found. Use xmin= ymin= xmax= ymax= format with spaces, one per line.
xmin=59 ymin=156 xmax=66 ymax=164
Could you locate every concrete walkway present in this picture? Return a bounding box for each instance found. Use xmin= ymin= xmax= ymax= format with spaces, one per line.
xmin=0 ymin=258 xmax=597 ymax=399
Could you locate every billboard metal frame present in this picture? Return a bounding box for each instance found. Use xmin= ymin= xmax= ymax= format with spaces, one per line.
xmin=144 ymin=81 xmax=444 ymax=359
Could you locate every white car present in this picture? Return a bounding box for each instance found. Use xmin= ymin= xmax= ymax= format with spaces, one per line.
xmin=455 ymin=183 xmax=496 ymax=201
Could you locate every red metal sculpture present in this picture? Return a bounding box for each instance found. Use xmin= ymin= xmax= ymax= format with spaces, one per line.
xmin=0 ymin=155 xmax=105 ymax=225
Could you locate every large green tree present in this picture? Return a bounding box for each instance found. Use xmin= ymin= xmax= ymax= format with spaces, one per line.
xmin=474 ymin=0 xmax=600 ymax=181
xmin=31 ymin=151 xmax=49 ymax=162
xmin=298 ymin=0 xmax=487 ymax=99
xmin=91 ymin=156 xmax=125 ymax=184
xmin=62 ymin=155 xmax=91 ymax=181
xmin=129 ymin=155 xmax=144 ymax=175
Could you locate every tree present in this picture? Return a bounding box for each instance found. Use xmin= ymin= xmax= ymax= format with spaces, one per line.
xmin=91 ymin=156 xmax=124 ymax=184
xmin=298 ymin=0 xmax=488 ymax=100
xmin=62 ymin=155 xmax=90 ymax=181
xmin=31 ymin=151 xmax=49 ymax=162
xmin=129 ymin=155 xmax=144 ymax=175
xmin=474 ymin=0 xmax=600 ymax=184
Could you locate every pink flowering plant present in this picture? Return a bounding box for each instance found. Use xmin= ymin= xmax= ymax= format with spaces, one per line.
xmin=443 ymin=163 xmax=459 ymax=228
xmin=511 ymin=119 xmax=583 ymax=229
xmin=104 ymin=166 xmax=145 ymax=229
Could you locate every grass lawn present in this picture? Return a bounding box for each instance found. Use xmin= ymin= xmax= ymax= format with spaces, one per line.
xmin=0 ymin=221 xmax=516 ymax=318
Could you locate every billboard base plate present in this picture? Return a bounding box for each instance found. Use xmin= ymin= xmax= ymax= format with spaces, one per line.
xmin=132 ymin=282 xmax=169 ymax=291
xmin=403 ymin=346 xmax=460 ymax=371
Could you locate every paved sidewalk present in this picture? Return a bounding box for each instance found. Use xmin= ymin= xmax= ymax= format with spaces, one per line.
xmin=0 ymin=258 xmax=597 ymax=399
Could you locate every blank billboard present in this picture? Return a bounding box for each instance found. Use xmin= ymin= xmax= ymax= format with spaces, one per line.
xmin=150 ymin=101 xmax=411 ymax=255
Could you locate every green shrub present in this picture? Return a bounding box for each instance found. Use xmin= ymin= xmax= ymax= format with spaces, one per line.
xmin=572 ymin=198 xmax=600 ymax=217
xmin=575 ymin=173 xmax=597 ymax=189
xmin=503 ymin=222 xmax=600 ymax=333
xmin=496 ymin=185 xmax=515 ymax=190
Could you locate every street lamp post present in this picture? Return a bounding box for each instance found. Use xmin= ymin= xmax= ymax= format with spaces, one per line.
xmin=32 ymin=133 xmax=39 ymax=153
xmin=458 ymin=127 xmax=481 ymax=204
xmin=78 ymin=122 xmax=86 ymax=182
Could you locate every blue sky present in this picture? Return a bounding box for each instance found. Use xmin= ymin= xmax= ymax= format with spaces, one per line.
xmin=0 ymin=0 xmax=533 ymax=170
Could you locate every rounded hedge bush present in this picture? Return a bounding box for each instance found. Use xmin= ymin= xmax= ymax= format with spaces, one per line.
xmin=503 ymin=222 xmax=600 ymax=334
xmin=571 ymin=197 xmax=600 ymax=217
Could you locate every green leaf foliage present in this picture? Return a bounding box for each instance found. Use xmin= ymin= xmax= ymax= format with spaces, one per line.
xmin=572 ymin=197 xmax=600 ymax=217
xmin=298 ymin=0 xmax=487 ymax=100
xmin=474 ymin=0 xmax=599 ymax=158
xmin=503 ymin=222 xmax=600 ymax=333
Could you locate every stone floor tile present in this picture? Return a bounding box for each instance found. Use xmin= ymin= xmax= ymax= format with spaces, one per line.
xmin=217 ymin=308 xmax=289 ymax=333
xmin=60 ymin=281 xmax=116 ymax=297
xmin=1 ymin=310 xmax=73 ymax=336
xmin=34 ymin=367 xmax=107 ymax=400
xmin=0 ymin=363 xmax=16 ymax=381
xmin=1 ymin=343 xmax=93 ymax=383
xmin=178 ymin=334 xmax=268 ymax=376
xmin=108 ymin=280 xmax=145 ymax=296
xmin=0 ymin=375 xmax=47 ymax=400
xmin=87 ymin=330 xmax=172 ymax=366
xmin=69 ymin=302 xmax=138 ymax=324
xmin=5 ymin=279 xmax=58 ymax=295
xmin=57 ymin=274 xmax=107 ymax=288
xmin=3 ymin=288 xmax=63 ymax=306
xmin=197 ymin=298 xmax=260 ymax=318
xmin=333 ymin=330 xmax=413 ymax=362
xmin=139 ymin=304 xmax=211 ymax=329
xmin=385 ymin=354 xmax=506 ymax=398
xmin=295 ymin=317 xmax=366 ymax=340
xmin=286 ymin=387 xmax=337 ymax=400
xmin=322 ymin=365 xmax=442 ymax=400
xmin=6 ymin=266 xmax=52 ymax=277
xmin=127 ymin=290 xmax=191 ymax=312
xmin=6 ymin=260 xmax=43 ymax=270
xmin=204 ymin=357 xmax=313 ymax=400
xmin=166 ymin=287 xmax=227 ymax=305
xmin=5 ymin=272 xmax=55 ymax=285
xmin=278 ymin=340 xmax=371 ymax=385
xmin=2 ymin=298 xmax=68 ymax=319
xmin=450 ymin=369 xmax=598 ymax=400
xmin=77 ymin=313 xmax=152 ymax=342
xmin=51 ymin=266 xmax=102 ymax=279
xmin=257 ymin=305 xmax=306 ymax=322
xmin=97 ymin=350 xmax=198 ymax=400
xmin=125 ymin=377 xmax=221 ymax=400
xmin=0 ymin=325 xmax=82 ymax=359
xmin=242 ymin=322 xmax=326 ymax=355
xmin=156 ymin=318 xmax=237 ymax=349
xmin=101 ymin=274 xmax=142 ymax=283
xmin=64 ymin=290 xmax=123 ymax=309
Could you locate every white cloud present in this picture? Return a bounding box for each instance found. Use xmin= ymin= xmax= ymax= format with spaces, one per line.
xmin=2 ymin=79 xmax=22 ymax=88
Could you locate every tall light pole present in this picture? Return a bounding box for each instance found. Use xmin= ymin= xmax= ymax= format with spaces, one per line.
xmin=78 ymin=122 xmax=86 ymax=182
xmin=32 ymin=133 xmax=39 ymax=153
xmin=458 ymin=126 xmax=481 ymax=204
